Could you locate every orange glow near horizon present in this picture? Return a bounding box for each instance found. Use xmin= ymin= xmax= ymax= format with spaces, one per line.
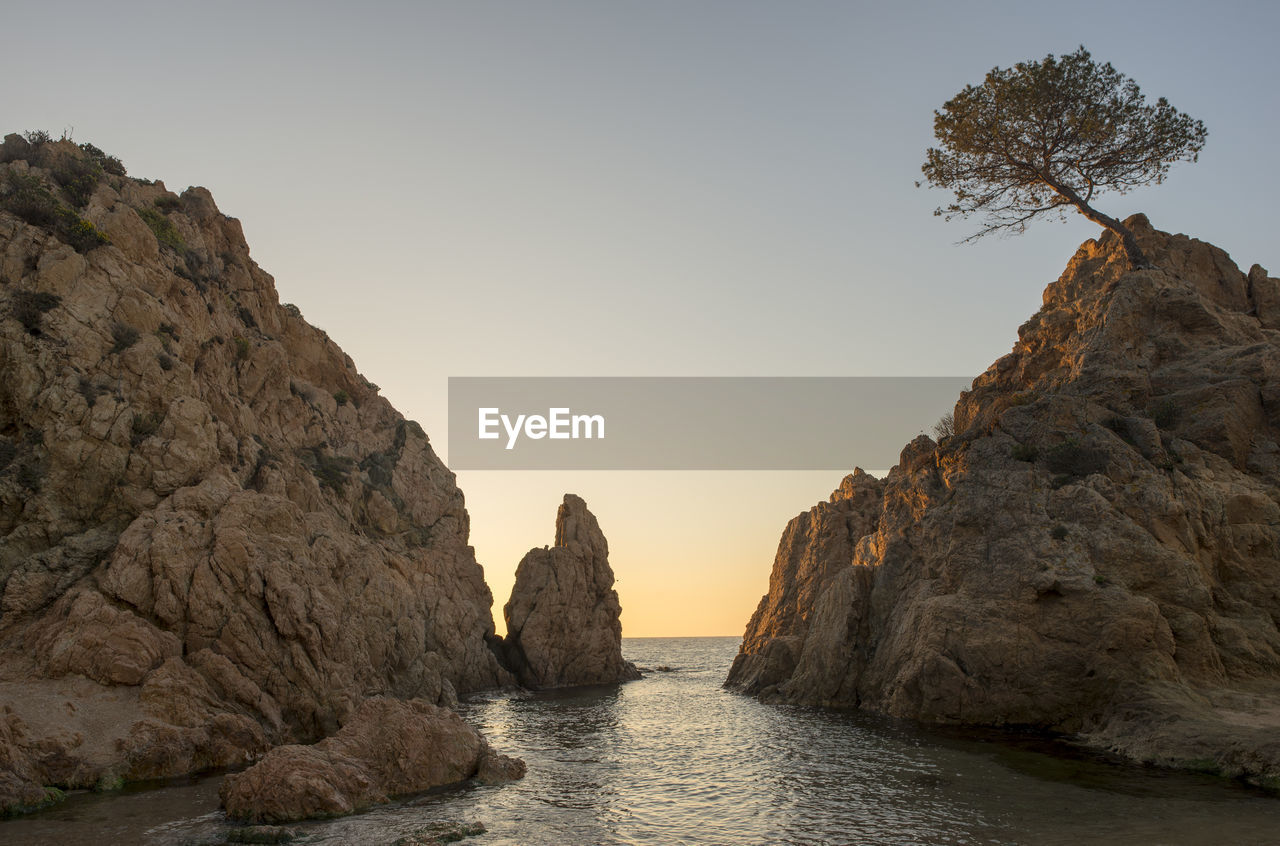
xmin=459 ymin=470 xmax=870 ymax=639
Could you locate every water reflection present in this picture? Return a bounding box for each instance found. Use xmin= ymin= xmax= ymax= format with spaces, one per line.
xmin=2 ymin=637 xmax=1278 ymax=845
xmin=458 ymin=686 xmax=632 ymax=843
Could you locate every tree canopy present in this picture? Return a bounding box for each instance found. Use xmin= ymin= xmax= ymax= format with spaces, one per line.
xmin=920 ymin=47 xmax=1207 ymax=267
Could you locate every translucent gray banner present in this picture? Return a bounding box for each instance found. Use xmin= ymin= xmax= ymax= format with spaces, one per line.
xmin=447 ymin=377 xmax=972 ymax=470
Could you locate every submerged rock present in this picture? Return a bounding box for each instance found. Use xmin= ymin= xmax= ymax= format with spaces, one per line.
xmin=0 ymin=135 xmax=512 ymax=808
xmin=729 ymin=216 xmax=1280 ymax=787
xmin=501 ymin=494 xmax=641 ymax=688
xmin=219 ymin=697 xmax=524 ymax=823
xmin=224 ymin=825 xmax=301 ymax=844
xmin=393 ymin=821 xmax=487 ymax=846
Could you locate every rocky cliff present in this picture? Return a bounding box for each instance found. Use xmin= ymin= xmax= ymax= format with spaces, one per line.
xmin=728 ymin=215 xmax=1280 ymax=787
xmin=502 ymin=494 xmax=640 ymax=688
xmin=0 ymin=134 xmax=513 ymax=810
xmin=727 ymin=469 xmax=884 ymax=696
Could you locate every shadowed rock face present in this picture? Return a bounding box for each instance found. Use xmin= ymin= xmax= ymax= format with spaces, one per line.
xmin=0 ymin=136 xmax=512 ymax=808
xmin=502 ymin=494 xmax=641 ymax=688
xmin=728 ymin=216 xmax=1280 ymax=787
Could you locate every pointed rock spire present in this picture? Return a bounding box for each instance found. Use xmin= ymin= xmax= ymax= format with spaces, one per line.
xmin=502 ymin=494 xmax=641 ymax=688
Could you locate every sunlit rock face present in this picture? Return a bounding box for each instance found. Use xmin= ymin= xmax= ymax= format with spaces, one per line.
xmin=729 ymin=215 xmax=1280 ymax=787
xmin=725 ymin=468 xmax=884 ymax=697
xmin=502 ymin=494 xmax=641 ymax=688
xmin=0 ymin=135 xmax=512 ymax=809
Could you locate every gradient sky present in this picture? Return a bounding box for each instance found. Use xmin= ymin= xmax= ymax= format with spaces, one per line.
xmin=7 ymin=1 xmax=1279 ymax=635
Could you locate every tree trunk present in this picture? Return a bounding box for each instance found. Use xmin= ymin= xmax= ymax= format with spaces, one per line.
xmin=1072 ymin=202 xmax=1151 ymax=269
xmin=1043 ymin=178 xmax=1151 ymax=268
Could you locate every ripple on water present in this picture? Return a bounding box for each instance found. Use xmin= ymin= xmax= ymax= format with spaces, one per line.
xmin=2 ymin=637 xmax=1279 ymax=845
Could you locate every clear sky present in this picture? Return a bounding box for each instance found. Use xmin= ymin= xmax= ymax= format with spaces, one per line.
xmin=7 ymin=1 xmax=1279 ymax=636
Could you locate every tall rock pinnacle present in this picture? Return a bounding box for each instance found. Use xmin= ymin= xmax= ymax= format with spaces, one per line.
xmin=502 ymin=494 xmax=641 ymax=688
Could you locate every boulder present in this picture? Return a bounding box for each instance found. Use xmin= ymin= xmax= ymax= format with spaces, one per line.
xmin=220 ymin=697 xmax=524 ymax=823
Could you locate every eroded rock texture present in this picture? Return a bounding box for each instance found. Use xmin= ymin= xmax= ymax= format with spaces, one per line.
xmin=0 ymin=135 xmax=512 ymax=809
xmin=726 ymin=469 xmax=884 ymax=696
xmin=502 ymin=494 xmax=640 ymax=688
xmin=220 ymin=697 xmax=525 ymax=823
xmin=728 ymin=216 xmax=1280 ymax=787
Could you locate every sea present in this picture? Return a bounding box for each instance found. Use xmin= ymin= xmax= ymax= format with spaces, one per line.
xmin=4 ymin=637 xmax=1279 ymax=845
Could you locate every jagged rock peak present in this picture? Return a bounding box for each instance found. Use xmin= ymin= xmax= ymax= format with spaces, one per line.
xmin=830 ymin=467 xmax=882 ymax=502
xmin=502 ymin=494 xmax=641 ymax=689
xmin=554 ymin=492 xmax=609 ymax=560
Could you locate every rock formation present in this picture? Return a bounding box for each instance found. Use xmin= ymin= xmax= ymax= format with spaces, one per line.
xmin=0 ymin=133 xmax=514 ymax=811
xmin=728 ymin=215 xmax=1280 ymax=787
xmin=502 ymin=494 xmax=640 ymax=688
xmin=220 ymin=697 xmax=525 ymax=823
xmin=726 ymin=469 xmax=884 ymax=696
